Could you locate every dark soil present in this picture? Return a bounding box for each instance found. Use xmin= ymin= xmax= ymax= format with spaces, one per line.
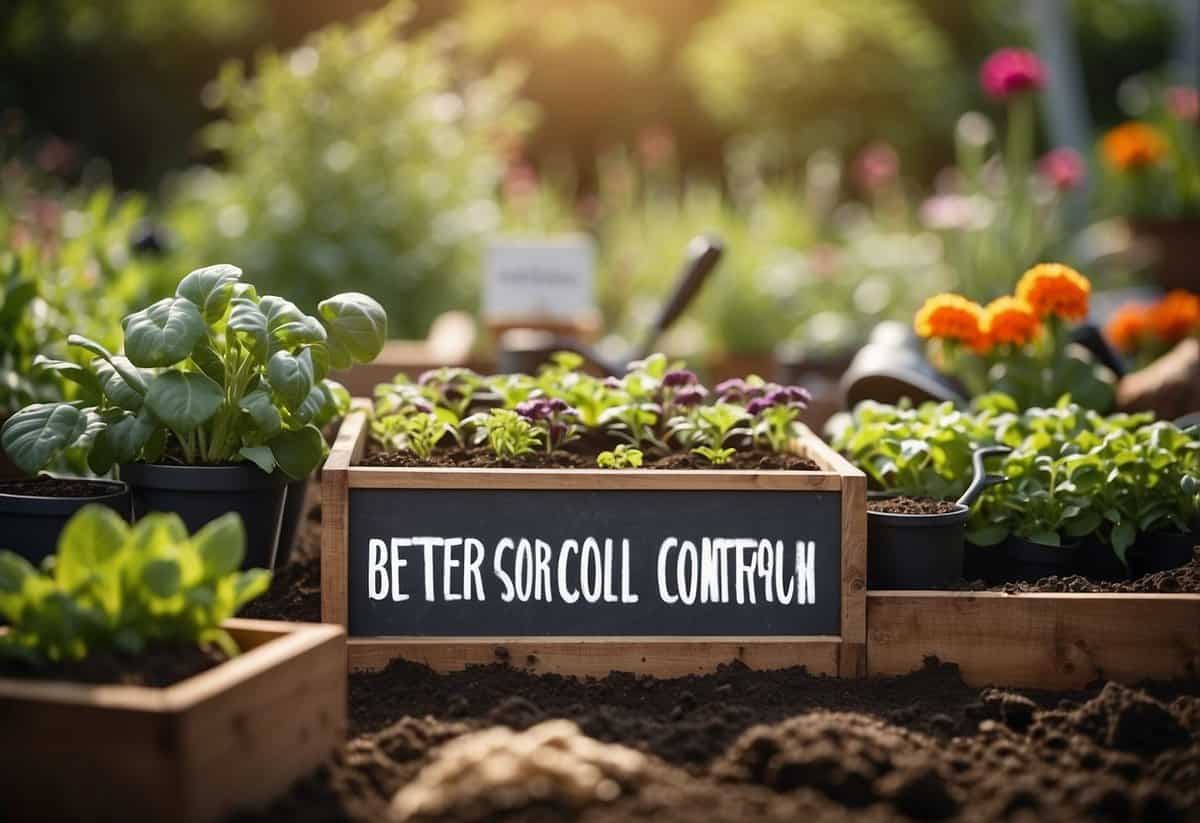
xmin=0 ymin=476 xmax=122 ymax=498
xmin=229 ymin=486 xmax=1200 ymax=822
xmin=360 ymin=445 xmax=820 ymax=472
xmin=0 ymin=643 xmax=226 ymax=687
xmin=996 ymin=555 xmax=1200 ymax=594
xmin=868 ymin=496 xmax=961 ymax=516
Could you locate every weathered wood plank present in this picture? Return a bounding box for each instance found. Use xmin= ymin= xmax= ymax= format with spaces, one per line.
xmin=348 ymin=637 xmax=843 ymax=678
xmin=867 ymin=591 xmax=1200 ymax=689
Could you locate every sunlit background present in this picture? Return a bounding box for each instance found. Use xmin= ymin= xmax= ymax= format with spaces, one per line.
xmin=1 ymin=0 xmax=1197 ymax=405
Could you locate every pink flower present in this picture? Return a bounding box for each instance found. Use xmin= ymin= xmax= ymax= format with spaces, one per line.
xmin=1166 ymin=86 xmax=1200 ymax=121
xmin=854 ymin=142 xmax=899 ymax=192
xmin=502 ymin=162 xmax=538 ymax=201
xmin=637 ymin=125 xmax=676 ymax=169
xmin=980 ymin=48 xmax=1045 ymax=100
xmin=1037 ymin=147 xmax=1085 ymax=192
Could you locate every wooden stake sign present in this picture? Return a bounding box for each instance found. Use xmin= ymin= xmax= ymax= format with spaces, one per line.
xmin=322 ymin=407 xmax=866 ymax=677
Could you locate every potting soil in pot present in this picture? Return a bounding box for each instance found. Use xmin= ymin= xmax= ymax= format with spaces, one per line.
xmin=0 ymin=477 xmax=121 ymax=498
xmin=233 ymin=495 xmax=1200 ymax=822
xmin=868 ymin=496 xmax=960 ymax=515
xmin=360 ymin=445 xmax=820 ymax=472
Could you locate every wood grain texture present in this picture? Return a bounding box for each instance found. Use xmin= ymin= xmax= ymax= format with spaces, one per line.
xmin=0 ymin=621 xmax=345 ymax=823
xmin=348 ymin=637 xmax=842 ymax=678
xmin=321 ymin=406 xmax=367 ymax=627
xmin=868 ymin=591 xmax=1200 ymax=689
xmin=346 ymin=466 xmax=843 ymax=491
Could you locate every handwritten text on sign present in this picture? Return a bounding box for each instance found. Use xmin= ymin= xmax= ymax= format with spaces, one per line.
xmin=347 ymin=489 xmax=842 ymax=637
xmin=481 ymin=235 xmax=595 ymax=321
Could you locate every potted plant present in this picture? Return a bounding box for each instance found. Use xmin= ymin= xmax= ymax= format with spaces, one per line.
xmin=1098 ymin=85 xmax=1200 ymax=291
xmin=0 ymin=264 xmax=385 ymax=568
xmin=0 ymin=504 xmax=344 ymax=822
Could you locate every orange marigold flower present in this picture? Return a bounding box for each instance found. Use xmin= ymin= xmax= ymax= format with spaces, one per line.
xmin=1102 ymin=122 xmax=1168 ymax=172
xmin=982 ymin=296 xmax=1041 ymax=346
xmin=1015 ymin=263 xmax=1090 ymax=321
xmin=1105 ymin=303 xmax=1151 ymax=353
xmin=1149 ymin=289 xmax=1200 ymax=343
xmin=915 ymin=293 xmax=988 ymax=351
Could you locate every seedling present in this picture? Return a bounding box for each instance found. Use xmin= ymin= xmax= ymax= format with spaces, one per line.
xmin=596 ymin=444 xmax=644 ymax=469
xmin=0 ymin=505 xmax=269 ymax=663
xmin=470 ymin=409 xmax=543 ymax=460
xmin=516 ymin=398 xmax=581 ymax=453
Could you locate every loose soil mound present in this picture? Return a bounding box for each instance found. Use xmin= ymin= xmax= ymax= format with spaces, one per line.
xmin=360 ymin=446 xmax=819 ymax=472
xmin=868 ymin=497 xmax=961 ymax=516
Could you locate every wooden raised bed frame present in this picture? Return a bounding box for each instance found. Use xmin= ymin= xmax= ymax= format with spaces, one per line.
xmin=0 ymin=619 xmax=346 ymax=823
xmin=867 ymin=590 xmax=1200 ymax=690
xmin=322 ymin=406 xmax=867 ymax=678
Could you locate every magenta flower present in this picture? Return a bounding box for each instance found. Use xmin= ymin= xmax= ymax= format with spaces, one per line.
xmin=661 ymin=369 xmax=698 ymax=388
xmin=1037 ymin=147 xmax=1085 ymax=192
xmin=980 ymin=48 xmax=1045 ymax=100
xmin=854 ymin=142 xmax=899 ymax=192
xmin=1166 ymin=86 xmax=1200 ymax=121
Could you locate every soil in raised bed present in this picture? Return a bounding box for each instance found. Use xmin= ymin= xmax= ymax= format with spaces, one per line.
xmin=239 ymin=656 xmax=1200 ymax=823
xmin=993 ymin=551 xmax=1200 ymax=594
xmin=360 ymin=445 xmax=820 ymax=472
xmin=0 ymin=643 xmax=226 ymax=687
xmin=0 ymin=476 xmax=122 ymax=498
xmin=238 ymin=496 xmax=1200 ymax=822
xmin=868 ymin=496 xmax=960 ymax=515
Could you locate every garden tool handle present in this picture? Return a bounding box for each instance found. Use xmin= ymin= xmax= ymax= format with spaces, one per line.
xmin=955 ymin=445 xmax=1012 ymax=508
xmin=635 ymin=233 xmax=724 ymax=360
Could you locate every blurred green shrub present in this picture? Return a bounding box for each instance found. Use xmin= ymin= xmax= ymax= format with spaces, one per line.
xmin=169 ymin=2 xmax=535 ymax=339
xmin=681 ymin=0 xmax=957 ymax=163
xmin=1 ymin=0 xmax=256 ymax=53
xmin=0 ymin=162 xmax=175 ymax=418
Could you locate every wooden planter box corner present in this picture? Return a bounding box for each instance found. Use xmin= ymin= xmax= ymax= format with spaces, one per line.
xmin=0 ymin=619 xmax=346 ymax=823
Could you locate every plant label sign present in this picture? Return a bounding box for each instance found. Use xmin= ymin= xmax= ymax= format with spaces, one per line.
xmin=345 ymin=488 xmax=842 ymax=636
xmin=481 ymin=234 xmax=595 ymax=323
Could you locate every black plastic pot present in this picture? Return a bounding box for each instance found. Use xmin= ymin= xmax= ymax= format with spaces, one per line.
xmin=0 ymin=478 xmax=130 ymax=566
xmin=1127 ymin=530 xmax=1196 ymax=578
xmin=963 ymin=540 xmax=1003 ymax=585
xmin=1074 ymin=535 xmax=1130 ymax=582
xmin=867 ymin=446 xmax=1010 ymax=590
xmin=1002 ymin=536 xmax=1079 ymax=582
xmin=119 ymin=463 xmax=288 ymax=570
xmin=274 ymin=476 xmax=310 ymax=566
xmin=868 ymin=503 xmax=969 ymax=589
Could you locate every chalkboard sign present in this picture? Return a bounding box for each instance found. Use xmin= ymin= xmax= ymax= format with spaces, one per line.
xmin=347 ymin=488 xmax=841 ymax=637
xmin=322 ymin=408 xmax=867 ymax=677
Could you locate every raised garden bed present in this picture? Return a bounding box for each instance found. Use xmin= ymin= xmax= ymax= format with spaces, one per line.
xmin=322 ymin=405 xmax=868 ymax=678
xmin=1 ymin=619 xmax=345 ymax=822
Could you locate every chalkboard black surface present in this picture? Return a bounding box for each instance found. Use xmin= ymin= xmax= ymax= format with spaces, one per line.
xmin=347 ymin=488 xmax=842 ymax=637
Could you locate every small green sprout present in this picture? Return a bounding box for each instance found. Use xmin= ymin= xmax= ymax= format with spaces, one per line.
xmin=597 ymin=444 xmax=644 ymax=469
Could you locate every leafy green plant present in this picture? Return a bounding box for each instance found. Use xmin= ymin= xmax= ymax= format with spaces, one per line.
xmin=402 ymin=413 xmax=452 ymax=461
xmin=516 ymin=398 xmax=580 ymax=453
xmin=1 ymin=264 xmax=382 ymax=479
xmin=470 ymin=408 xmax=543 ymax=460
xmin=672 ymin=402 xmax=749 ymax=466
xmin=169 ymin=2 xmax=533 ymax=338
xmin=597 ymin=444 xmax=643 ymax=469
xmin=0 ymin=505 xmax=269 ymax=664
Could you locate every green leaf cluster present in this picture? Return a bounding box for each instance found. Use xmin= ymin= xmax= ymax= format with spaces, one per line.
xmin=832 ymin=394 xmax=1200 ymax=560
xmin=369 ymin=353 xmax=811 ymax=467
xmin=0 ymin=505 xmax=270 ymax=664
xmin=1 ymin=265 xmax=380 ymax=479
xmin=597 ymin=445 xmax=643 ymax=469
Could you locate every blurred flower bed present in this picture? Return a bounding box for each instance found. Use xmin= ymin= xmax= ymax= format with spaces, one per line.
xmin=1 ymin=0 xmax=1196 ymax=392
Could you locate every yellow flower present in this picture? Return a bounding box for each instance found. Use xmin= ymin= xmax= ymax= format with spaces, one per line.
xmin=914 ymin=293 xmax=988 ymax=351
xmin=1015 ymin=263 xmax=1090 ymax=321
xmin=1101 ymin=122 xmax=1168 ymax=171
xmin=982 ymin=296 xmax=1041 ymax=346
